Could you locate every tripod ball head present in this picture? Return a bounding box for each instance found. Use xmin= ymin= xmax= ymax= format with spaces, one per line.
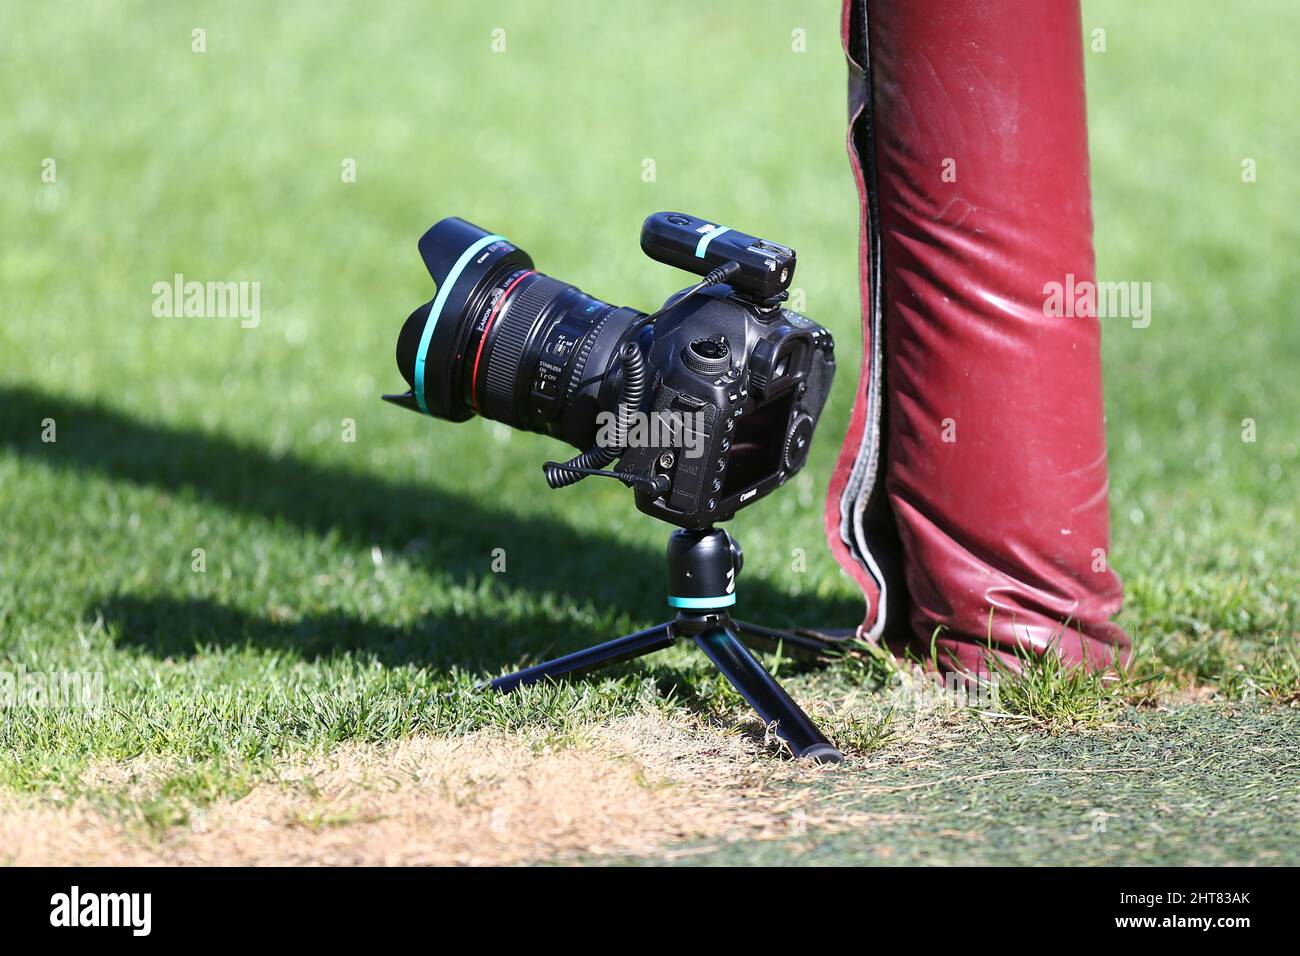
xmin=667 ymin=528 xmax=741 ymax=610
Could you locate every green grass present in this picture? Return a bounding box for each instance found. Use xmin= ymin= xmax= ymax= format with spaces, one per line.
xmin=0 ymin=0 xmax=1296 ymax=862
xmin=609 ymin=706 xmax=1300 ymax=866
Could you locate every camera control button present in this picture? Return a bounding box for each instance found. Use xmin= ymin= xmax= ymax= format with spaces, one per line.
xmin=784 ymin=415 xmax=814 ymax=471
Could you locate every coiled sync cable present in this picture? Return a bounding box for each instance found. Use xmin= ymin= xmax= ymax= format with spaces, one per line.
xmin=542 ymin=262 xmax=740 ymax=495
xmin=543 ymin=341 xmax=667 ymax=494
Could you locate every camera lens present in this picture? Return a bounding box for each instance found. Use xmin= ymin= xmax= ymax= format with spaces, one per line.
xmin=396 ymin=218 xmax=645 ymax=449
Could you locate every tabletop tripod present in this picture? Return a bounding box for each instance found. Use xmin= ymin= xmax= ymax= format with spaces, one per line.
xmin=490 ymin=527 xmax=844 ymax=763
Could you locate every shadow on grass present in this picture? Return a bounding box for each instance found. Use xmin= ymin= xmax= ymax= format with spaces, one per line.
xmin=94 ymin=592 xmax=834 ymax=688
xmin=92 ymin=593 xmax=620 ymax=674
xmin=3 ymin=384 xmax=861 ymax=666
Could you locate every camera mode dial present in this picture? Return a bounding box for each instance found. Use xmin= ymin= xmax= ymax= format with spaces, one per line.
xmin=683 ymin=337 xmax=731 ymax=376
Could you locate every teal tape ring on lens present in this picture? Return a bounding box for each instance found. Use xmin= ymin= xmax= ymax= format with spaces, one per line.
xmin=668 ymin=594 xmax=737 ymax=609
xmin=414 ymin=233 xmax=505 ymax=414
xmin=694 ymin=225 xmax=731 ymax=258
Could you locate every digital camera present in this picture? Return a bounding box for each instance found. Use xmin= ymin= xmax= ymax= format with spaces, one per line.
xmin=385 ymin=212 xmax=835 ymax=529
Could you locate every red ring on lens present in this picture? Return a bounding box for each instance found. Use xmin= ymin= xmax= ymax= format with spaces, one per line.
xmin=470 ymin=269 xmax=536 ymax=411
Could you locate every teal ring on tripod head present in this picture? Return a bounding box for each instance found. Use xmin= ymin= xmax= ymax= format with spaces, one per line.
xmin=694 ymin=225 xmax=731 ymax=258
xmin=668 ymin=593 xmax=736 ymax=610
xmin=414 ymin=233 xmax=505 ymax=413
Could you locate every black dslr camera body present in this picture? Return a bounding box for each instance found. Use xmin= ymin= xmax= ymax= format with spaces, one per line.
xmin=385 ymin=212 xmax=835 ymax=530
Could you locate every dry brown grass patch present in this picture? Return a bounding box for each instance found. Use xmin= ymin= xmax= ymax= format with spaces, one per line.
xmin=1 ymin=711 xmax=917 ymax=866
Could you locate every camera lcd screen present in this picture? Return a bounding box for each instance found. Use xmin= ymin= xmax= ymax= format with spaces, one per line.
xmin=720 ymin=390 xmax=796 ymax=499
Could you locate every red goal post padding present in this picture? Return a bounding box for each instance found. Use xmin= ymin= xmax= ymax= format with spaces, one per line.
xmin=826 ymin=0 xmax=1129 ymax=673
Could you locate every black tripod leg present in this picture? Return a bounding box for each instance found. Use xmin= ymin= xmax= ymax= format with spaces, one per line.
xmin=731 ymin=619 xmax=843 ymax=657
xmin=694 ymin=625 xmax=844 ymax=764
xmin=489 ymin=623 xmax=675 ymax=693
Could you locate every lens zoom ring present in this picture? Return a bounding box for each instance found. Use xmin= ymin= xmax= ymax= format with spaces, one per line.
xmin=483 ymin=274 xmax=565 ymax=416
